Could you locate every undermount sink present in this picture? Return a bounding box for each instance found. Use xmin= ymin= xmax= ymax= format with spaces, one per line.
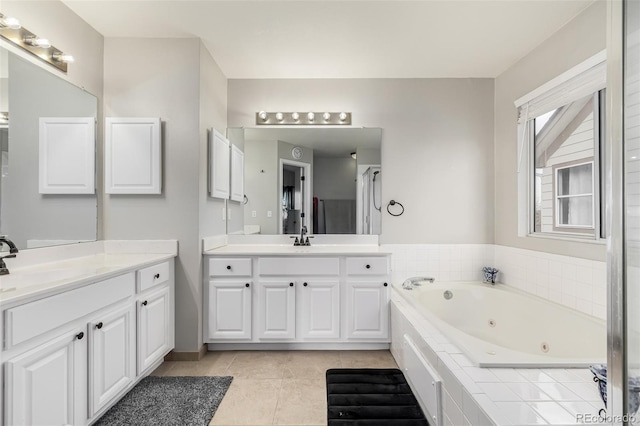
xmin=0 ymin=267 xmax=96 ymax=292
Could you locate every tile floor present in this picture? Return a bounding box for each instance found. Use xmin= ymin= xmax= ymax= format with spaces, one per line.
xmin=151 ymin=350 xmax=398 ymax=426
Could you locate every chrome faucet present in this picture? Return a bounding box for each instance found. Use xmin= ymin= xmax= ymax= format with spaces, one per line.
xmin=0 ymin=235 xmax=18 ymax=275
xmin=402 ymin=276 xmax=435 ymax=290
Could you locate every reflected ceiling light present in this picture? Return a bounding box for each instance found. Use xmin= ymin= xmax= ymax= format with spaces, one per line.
xmin=255 ymin=111 xmax=351 ymax=125
xmin=0 ymin=16 xmax=21 ymax=29
xmin=0 ymin=13 xmax=72 ymax=73
xmin=351 ymin=152 xmax=357 ymax=160
xmin=24 ymin=36 xmax=51 ymax=48
xmin=52 ymin=53 xmax=74 ymax=63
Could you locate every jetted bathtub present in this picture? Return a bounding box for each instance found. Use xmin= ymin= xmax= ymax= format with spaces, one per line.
xmin=394 ymin=280 xmax=606 ymax=368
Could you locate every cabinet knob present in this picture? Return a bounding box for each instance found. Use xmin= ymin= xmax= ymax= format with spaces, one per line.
xmin=226 ymin=265 xmax=232 ymax=270
xmin=142 ymin=300 xmax=148 ymax=306
xmin=383 ymin=282 xmax=388 ymax=287
xmin=76 ymin=332 xmax=84 ymax=340
xmin=154 ymin=273 xmax=160 ymax=279
xmin=289 ymin=282 xmax=294 ymax=287
xmin=366 ymin=264 xmax=371 ymax=269
xmin=245 ymin=283 xmax=250 ymax=288
xmin=303 ymin=282 xmax=308 ymax=287
xmin=95 ymin=322 xmax=103 ymax=329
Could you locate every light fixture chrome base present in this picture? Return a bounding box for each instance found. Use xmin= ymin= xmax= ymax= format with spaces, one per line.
xmin=0 ymin=13 xmax=69 ymax=73
xmin=256 ymin=112 xmax=351 ymax=125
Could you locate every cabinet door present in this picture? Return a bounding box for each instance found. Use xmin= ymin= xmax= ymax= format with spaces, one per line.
xmin=105 ymin=117 xmax=162 ymax=194
xmin=346 ymin=281 xmax=389 ymax=339
xmin=299 ymin=280 xmax=340 ymax=340
xmin=257 ymin=281 xmax=296 ymax=340
xmin=209 ymin=129 xmax=230 ymax=199
xmin=5 ymin=329 xmax=87 ymax=426
xmin=230 ymin=144 xmax=244 ymax=202
xmin=137 ymin=286 xmax=171 ymax=373
xmin=208 ymin=281 xmax=252 ymax=340
xmin=89 ymin=304 xmax=136 ymax=416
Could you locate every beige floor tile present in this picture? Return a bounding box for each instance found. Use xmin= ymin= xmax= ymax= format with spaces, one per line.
xmin=149 ymin=361 xmax=176 ymax=376
xmin=282 ymin=351 xmax=342 ymax=379
xmin=273 ymin=379 xmax=327 ymax=425
xmin=210 ymin=378 xmax=282 ymax=425
xmin=163 ymin=351 xmax=237 ymax=376
xmin=226 ymin=351 xmax=289 ymax=379
xmin=339 ymin=350 xmax=398 ymax=369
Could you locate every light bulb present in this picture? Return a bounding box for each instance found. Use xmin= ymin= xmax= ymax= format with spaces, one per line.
xmin=323 ymin=112 xmax=331 ymax=121
xmin=291 ymin=112 xmax=300 ymax=121
xmin=2 ymin=16 xmax=21 ymax=29
xmin=25 ymin=37 xmax=51 ymax=48
xmin=307 ymin=112 xmax=315 ymax=122
xmin=258 ymin=111 xmax=267 ymax=121
xmin=53 ymin=53 xmax=74 ymax=63
xmin=275 ymin=112 xmax=284 ymax=121
xmin=339 ymin=112 xmax=348 ymax=121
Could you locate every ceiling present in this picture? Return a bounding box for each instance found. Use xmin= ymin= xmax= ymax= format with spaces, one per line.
xmin=62 ymin=0 xmax=594 ymax=79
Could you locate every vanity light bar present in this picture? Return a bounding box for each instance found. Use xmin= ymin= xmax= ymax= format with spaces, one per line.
xmin=256 ymin=111 xmax=352 ymax=125
xmin=0 ymin=12 xmax=73 ymax=73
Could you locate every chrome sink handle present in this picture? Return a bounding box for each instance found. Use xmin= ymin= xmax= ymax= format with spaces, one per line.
xmin=0 ymin=235 xmax=19 ymax=254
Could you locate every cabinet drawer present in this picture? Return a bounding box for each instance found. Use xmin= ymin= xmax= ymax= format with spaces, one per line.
xmin=137 ymin=261 xmax=170 ymax=293
xmin=5 ymin=273 xmax=134 ymax=348
xmin=346 ymin=257 xmax=389 ymax=275
xmin=209 ymin=258 xmax=252 ymax=277
xmin=259 ymin=257 xmax=339 ymax=276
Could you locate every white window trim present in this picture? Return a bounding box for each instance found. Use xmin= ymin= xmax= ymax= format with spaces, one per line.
xmin=516 ymin=50 xmax=606 ymax=241
xmin=553 ymin=160 xmax=595 ymax=230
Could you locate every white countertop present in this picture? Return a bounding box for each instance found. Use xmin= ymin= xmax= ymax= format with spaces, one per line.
xmin=0 ymin=241 xmax=177 ymax=307
xmin=203 ymin=244 xmax=391 ymax=256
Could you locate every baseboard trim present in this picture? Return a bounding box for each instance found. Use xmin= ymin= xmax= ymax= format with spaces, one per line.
xmin=207 ymin=342 xmax=390 ymax=351
xmin=164 ymin=344 xmax=208 ymax=361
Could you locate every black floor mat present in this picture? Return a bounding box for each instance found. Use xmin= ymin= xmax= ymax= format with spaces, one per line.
xmin=326 ymin=368 xmax=429 ymax=426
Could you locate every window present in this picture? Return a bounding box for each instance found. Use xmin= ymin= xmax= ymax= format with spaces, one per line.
xmin=516 ymin=52 xmax=606 ymax=240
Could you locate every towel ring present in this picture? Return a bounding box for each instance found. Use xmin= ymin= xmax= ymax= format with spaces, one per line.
xmin=243 ymin=195 xmax=249 ymax=205
xmin=387 ymin=200 xmax=404 ymax=217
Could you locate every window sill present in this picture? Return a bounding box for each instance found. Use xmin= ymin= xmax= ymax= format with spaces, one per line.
xmin=525 ymin=233 xmax=606 ymax=245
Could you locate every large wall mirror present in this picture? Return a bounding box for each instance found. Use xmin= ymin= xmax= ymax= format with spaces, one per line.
xmin=0 ymin=47 xmax=98 ymax=250
xmin=229 ymin=127 xmax=382 ymax=235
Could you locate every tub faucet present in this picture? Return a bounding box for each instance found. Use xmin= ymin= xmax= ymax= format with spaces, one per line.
xmin=0 ymin=235 xmax=18 ymax=276
xmin=402 ymin=276 xmax=435 ymax=290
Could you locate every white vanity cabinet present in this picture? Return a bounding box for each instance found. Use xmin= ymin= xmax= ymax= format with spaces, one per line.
xmin=345 ymin=257 xmax=390 ymax=339
xmin=204 ymin=253 xmax=390 ymax=347
xmin=88 ymin=303 xmax=136 ymax=417
xmin=2 ymin=258 xmax=175 ymax=426
xmin=207 ymin=258 xmax=253 ymax=340
xmin=5 ymin=328 xmax=87 ymax=426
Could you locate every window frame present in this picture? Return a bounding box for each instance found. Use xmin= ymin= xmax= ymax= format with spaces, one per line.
xmin=515 ymin=50 xmax=606 ymax=242
xmin=552 ymin=159 xmax=595 ymax=232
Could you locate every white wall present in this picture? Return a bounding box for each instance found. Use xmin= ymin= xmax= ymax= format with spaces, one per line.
xmin=313 ymin=157 xmax=356 ymax=200
xmin=228 ymin=78 xmax=495 ymax=244
xmin=198 ymin=41 xmax=228 ymax=239
xmin=494 ymin=1 xmax=606 ymax=261
xmin=104 ymin=38 xmax=227 ymax=352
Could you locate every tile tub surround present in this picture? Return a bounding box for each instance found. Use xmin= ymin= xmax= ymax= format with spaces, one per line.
xmin=390 ymin=292 xmax=621 ymax=426
xmin=385 ymin=244 xmax=606 ymax=320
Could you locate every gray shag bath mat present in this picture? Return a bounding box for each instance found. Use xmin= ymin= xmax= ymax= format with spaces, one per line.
xmin=95 ymin=376 xmax=233 ymax=426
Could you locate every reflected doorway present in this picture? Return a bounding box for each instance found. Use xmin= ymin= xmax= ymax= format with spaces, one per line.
xmin=279 ymin=159 xmax=310 ymax=235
